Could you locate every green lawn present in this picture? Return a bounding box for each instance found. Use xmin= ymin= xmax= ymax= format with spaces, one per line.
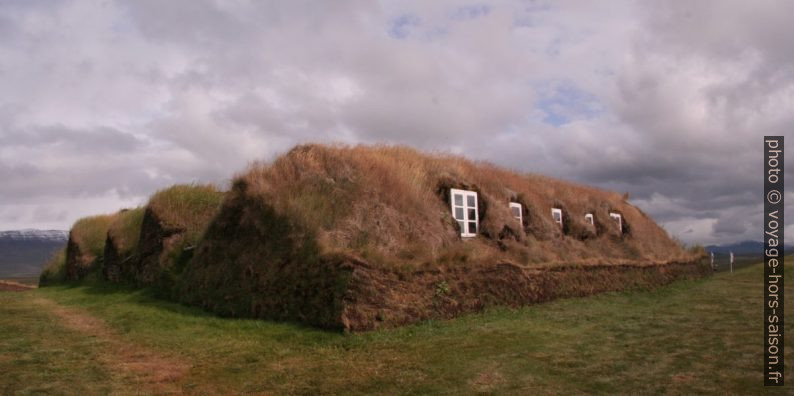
xmin=1 ymin=259 xmax=792 ymax=395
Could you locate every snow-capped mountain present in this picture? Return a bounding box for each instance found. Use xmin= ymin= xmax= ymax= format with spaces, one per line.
xmin=0 ymin=229 xmax=68 ymax=242
xmin=0 ymin=229 xmax=68 ymax=278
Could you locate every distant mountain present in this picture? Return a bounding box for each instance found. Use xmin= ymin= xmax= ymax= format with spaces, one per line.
xmin=0 ymin=229 xmax=68 ymax=278
xmin=705 ymin=240 xmax=790 ymax=256
xmin=0 ymin=229 xmax=68 ymax=241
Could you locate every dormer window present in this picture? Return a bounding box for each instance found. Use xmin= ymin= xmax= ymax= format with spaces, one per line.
xmin=551 ymin=208 xmax=563 ymax=227
xmin=509 ymin=202 xmax=522 ymax=225
xmin=609 ymin=212 xmax=622 ymax=232
xmin=450 ymin=189 xmax=478 ymax=237
xmin=585 ymin=213 xmax=594 ymax=225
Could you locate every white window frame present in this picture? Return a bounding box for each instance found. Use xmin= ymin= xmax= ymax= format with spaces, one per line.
xmin=551 ymin=208 xmax=563 ymax=227
xmin=609 ymin=212 xmax=622 ymax=232
xmin=509 ymin=202 xmax=523 ymax=225
xmin=585 ymin=213 xmax=594 ymax=225
xmin=450 ymin=188 xmax=478 ymax=237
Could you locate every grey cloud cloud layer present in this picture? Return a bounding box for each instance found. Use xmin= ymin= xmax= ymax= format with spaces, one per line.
xmin=0 ymin=0 xmax=790 ymax=244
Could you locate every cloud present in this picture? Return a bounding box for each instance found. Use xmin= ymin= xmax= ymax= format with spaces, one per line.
xmin=0 ymin=124 xmax=145 ymax=153
xmin=0 ymin=0 xmax=788 ymax=245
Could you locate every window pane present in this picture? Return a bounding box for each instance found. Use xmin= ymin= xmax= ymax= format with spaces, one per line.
xmin=553 ymin=212 xmax=560 ymax=221
xmin=468 ymin=221 xmax=477 ymax=234
xmin=511 ymin=206 xmax=521 ymax=217
xmin=454 ymin=194 xmax=463 ymax=206
xmin=457 ymin=220 xmax=465 ymax=231
xmin=468 ymin=208 xmax=477 ymax=221
xmin=467 ymin=195 xmax=476 ymax=207
xmin=455 ymin=207 xmax=463 ymax=220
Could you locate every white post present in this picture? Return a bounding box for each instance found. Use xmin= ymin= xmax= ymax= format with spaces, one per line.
xmin=730 ymin=251 xmax=734 ymax=273
xmin=710 ymin=252 xmax=715 ymax=270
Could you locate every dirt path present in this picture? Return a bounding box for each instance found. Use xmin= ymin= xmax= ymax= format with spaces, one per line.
xmin=31 ymin=297 xmax=190 ymax=394
xmin=0 ymin=280 xmax=35 ymax=291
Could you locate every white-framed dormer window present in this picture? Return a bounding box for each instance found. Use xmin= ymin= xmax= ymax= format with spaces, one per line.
xmin=450 ymin=188 xmax=478 ymax=237
xmin=609 ymin=212 xmax=622 ymax=232
xmin=585 ymin=213 xmax=594 ymax=225
xmin=551 ymin=208 xmax=563 ymax=227
xmin=509 ymin=202 xmax=522 ymax=225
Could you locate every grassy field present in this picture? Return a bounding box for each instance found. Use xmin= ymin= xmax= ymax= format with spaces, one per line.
xmin=1 ymin=260 xmax=792 ymax=395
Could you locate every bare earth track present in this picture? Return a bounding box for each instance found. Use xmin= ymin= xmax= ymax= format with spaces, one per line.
xmin=0 ymin=280 xmax=35 ymax=292
xmin=29 ymin=297 xmax=190 ymax=394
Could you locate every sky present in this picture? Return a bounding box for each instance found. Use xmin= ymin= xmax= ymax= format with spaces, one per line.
xmin=0 ymin=0 xmax=792 ymax=245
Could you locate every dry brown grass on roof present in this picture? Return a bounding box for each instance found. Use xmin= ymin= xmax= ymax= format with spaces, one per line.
xmin=179 ymin=143 xmax=704 ymax=330
xmin=235 ymin=143 xmax=693 ymax=269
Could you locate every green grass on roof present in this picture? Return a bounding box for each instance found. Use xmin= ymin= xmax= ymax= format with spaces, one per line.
xmin=107 ymin=207 xmax=145 ymax=255
xmin=71 ymin=214 xmax=116 ymax=259
xmin=38 ymin=248 xmax=67 ymax=286
xmin=147 ymin=184 xmax=224 ymax=242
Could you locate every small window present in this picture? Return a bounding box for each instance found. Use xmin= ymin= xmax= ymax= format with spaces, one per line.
xmin=585 ymin=213 xmax=594 ymax=225
xmin=609 ymin=212 xmax=622 ymax=232
xmin=451 ymin=188 xmax=478 ymax=237
xmin=551 ymin=208 xmax=563 ymax=227
xmin=509 ymin=202 xmax=522 ymax=224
